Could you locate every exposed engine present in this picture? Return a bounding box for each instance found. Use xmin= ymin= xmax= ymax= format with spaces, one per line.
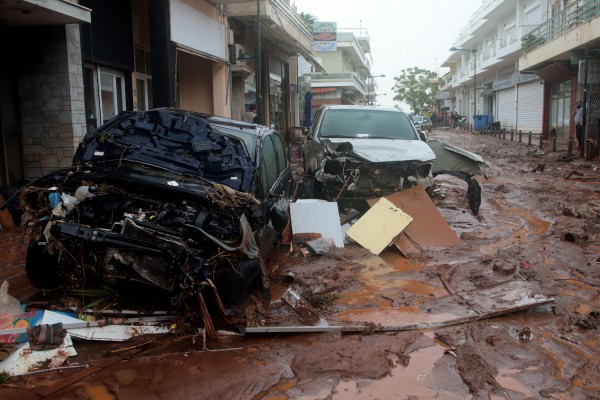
xmin=22 ymin=172 xmax=265 ymax=308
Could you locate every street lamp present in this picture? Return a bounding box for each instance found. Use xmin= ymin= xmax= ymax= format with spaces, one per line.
xmin=367 ymin=74 xmax=385 ymax=105
xmin=450 ymin=47 xmax=477 ymax=128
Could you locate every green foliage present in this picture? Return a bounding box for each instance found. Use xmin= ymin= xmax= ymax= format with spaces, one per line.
xmin=392 ymin=67 xmax=438 ymax=115
xmin=298 ymin=12 xmax=315 ymax=32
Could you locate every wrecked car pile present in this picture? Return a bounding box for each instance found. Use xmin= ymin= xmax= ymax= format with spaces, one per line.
xmin=5 ymin=109 xmax=291 ymax=331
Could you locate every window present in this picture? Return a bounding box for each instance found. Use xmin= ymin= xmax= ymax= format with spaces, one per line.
xmin=271 ymin=133 xmax=287 ymax=173
xmin=261 ymin=135 xmax=279 ymax=196
xmin=134 ymin=46 xmax=153 ymax=111
xmin=84 ymin=65 xmax=126 ymax=128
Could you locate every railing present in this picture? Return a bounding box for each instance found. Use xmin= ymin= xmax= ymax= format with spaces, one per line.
xmin=522 ymin=0 xmax=600 ymax=54
xmin=269 ymin=0 xmax=313 ymax=40
xmin=311 ymin=72 xmax=366 ymax=93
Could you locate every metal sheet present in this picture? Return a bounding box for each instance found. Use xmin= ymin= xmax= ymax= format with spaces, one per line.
xmin=368 ymin=186 xmax=462 ymax=256
xmin=290 ymin=200 xmax=344 ymax=247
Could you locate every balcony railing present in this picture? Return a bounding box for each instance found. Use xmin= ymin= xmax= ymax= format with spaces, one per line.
xmin=311 ymin=72 xmax=366 ymax=93
xmin=522 ymin=0 xmax=600 ymax=54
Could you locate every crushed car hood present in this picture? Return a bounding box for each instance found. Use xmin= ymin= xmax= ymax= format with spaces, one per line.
xmin=322 ymin=138 xmax=436 ymax=163
xmin=75 ymin=110 xmax=255 ymax=193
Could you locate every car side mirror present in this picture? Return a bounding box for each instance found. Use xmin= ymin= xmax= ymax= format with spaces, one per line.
xmin=270 ymin=207 xmax=288 ymax=233
xmin=419 ymin=131 xmax=427 ymax=142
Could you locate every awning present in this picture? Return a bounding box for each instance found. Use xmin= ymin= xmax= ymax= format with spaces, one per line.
xmin=312 ymin=87 xmax=337 ymax=94
xmin=0 ymin=0 xmax=91 ymax=26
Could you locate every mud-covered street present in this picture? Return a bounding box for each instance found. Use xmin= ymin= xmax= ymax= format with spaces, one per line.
xmin=1 ymin=128 xmax=599 ymax=400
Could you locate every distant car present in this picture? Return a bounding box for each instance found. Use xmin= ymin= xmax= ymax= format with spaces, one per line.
xmin=412 ymin=115 xmax=433 ymax=132
xmin=15 ymin=108 xmax=291 ymax=314
xmin=302 ymin=105 xmax=436 ymax=209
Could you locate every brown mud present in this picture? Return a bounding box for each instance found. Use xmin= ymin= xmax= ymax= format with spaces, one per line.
xmin=1 ymin=129 xmax=599 ymax=399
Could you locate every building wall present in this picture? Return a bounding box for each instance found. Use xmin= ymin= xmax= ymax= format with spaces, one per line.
xmin=178 ymin=51 xmax=214 ymax=113
xmin=19 ymin=25 xmax=86 ymax=181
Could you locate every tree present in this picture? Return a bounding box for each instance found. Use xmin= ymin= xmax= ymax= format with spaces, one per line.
xmin=392 ymin=67 xmax=438 ymax=115
xmin=298 ymin=12 xmax=315 ymax=32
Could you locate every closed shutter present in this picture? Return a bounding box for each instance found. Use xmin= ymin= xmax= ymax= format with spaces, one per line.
xmin=497 ymin=87 xmax=516 ymax=130
xmin=517 ymin=80 xmax=544 ymax=132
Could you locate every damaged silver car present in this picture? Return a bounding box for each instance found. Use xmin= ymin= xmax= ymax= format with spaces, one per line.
xmin=7 ymin=109 xmax=291 ymax=321
xmin=302 ymin=105 xmax=487 ymax=214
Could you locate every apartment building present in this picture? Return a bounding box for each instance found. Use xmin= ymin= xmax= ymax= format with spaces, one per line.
xmin=520 ymin=0 xmax=600 ymax=151
xmin=310 ymin=27 xmax=378 ymax=109
xmin=0 ymin=0 xmax=320 ymax=185
xmin=441 ymin=0 xmax=549 ymax=133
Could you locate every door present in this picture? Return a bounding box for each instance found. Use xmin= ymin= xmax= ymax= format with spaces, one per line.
xmin=549 ymin=80 xmax=571 ymax=143
xmin=517 ymin=80 xmax=544 ymax=132
xmin=497 ymin=87 xmax=516 ymax=130
xmin=0 ymin=72 xmax=23 ymax=186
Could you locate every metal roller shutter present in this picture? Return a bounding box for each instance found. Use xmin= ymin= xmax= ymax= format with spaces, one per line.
xmin=516 ymin=80 xmax=543 ymax=133
xmin=497 ymin=87 xmax=515 ymax=130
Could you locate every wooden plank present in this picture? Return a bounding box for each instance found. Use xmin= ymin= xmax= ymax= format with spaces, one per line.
xmin=347 ymin=197 xmax=412 ymax=255
xmin=368 ymin=186 xmax=462 ymax=255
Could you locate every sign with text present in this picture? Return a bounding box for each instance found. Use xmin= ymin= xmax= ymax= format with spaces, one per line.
xmin=313 ymin=22 xmax=337 ymax=52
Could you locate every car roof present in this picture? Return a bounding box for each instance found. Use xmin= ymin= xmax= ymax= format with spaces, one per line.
xmin=319 ymin=105 xmax=404 ymax=113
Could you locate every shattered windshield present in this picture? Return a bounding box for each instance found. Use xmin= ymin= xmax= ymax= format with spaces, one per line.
xmin=318 ymin=109 xmax=418 ymax=140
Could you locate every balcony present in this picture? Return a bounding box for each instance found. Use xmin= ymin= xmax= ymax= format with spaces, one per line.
xmin=210 ymin=0 xmax=320 ymax=67
xmin=311 ymin=72 xmax=367 ymax=95
xmin=522 ymin=0 xmax=600 ymax=55
xmin=495 ymin=25 xmax=537 ymax=60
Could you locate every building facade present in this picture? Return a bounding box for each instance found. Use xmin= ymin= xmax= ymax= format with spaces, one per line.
xmin=310 ymin=28 xmax=379 ymax=109
xmin=520 ymin=0 xmax=600 ymax=151
xmin=441 ymin=0 xmax=549 ymax=133
xmin=0 ymin=0 xmax=320 ymax=187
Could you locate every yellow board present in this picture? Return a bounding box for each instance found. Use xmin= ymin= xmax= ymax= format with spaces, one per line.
xmin=346 ymin=197 xmax=413 ymax=255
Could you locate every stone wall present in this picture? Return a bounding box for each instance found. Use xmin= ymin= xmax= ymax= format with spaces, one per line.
xmin=19 ymin=25 xmax=86 ymax=181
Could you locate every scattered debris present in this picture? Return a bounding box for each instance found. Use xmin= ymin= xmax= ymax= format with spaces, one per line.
xmin=290 ymin=200 xmax=344 ymax=247
xmin=368 ymin=186 xmax=462 ymax=257
xmin=281 ymin=288 xmax=325 ymax=326
xmin=0 ymin=333 xmax=77 ymax=377
xmin=518 ymin=327 xmax=534 ymax=341
xmin=562 ymin=201 xmax=600 ymax=218
xmin=346 ymin=197 xmax=412 ymax=255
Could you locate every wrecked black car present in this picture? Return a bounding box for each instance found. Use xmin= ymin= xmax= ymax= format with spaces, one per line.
xmin=303 ymin=105 xmax=488 ymax=214
xmin=8 ymin=109 xmax=291 ymax=321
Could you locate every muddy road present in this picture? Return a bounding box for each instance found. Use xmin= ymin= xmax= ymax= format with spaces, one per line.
xmin=1 ymin=128 xmax=599 ymax=400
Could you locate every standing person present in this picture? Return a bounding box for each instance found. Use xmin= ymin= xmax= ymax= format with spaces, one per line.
xmin=430 ymin=111 xmax=438 ymax=128
xmin=449 ymin=112 xmax=455 ymax=129
xmin=242 ymin=104 xmax=257 ymax=123
xmin=572 ymin=100 xmax=584 ymax=152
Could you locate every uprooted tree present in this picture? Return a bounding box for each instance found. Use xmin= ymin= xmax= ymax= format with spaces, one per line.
xmin=392 ymin=67 xmax=438 ymax=115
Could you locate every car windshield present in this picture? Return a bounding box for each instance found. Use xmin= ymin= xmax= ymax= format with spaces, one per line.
xmin=412 ymin=116 xmax=424 ymax=123
xmin=318 ymin=109 xmax=417 ymax=140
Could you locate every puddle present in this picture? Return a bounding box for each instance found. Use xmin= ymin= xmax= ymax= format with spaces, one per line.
xmin=75 ymin=382 xmax=116 ymax=400
xmin=298 ymin=334 xmax=468 ymax=399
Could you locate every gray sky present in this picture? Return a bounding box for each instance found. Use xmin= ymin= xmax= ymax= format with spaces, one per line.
xmin=293 ymin=0 xmax=483 ymax=109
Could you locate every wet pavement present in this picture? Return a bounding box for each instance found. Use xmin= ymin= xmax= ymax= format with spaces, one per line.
xmin=1 ymin=128 xmax=600 ymax=399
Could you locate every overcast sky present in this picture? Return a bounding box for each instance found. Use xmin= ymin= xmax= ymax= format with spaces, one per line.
xmin=292 ymin=0 xmax=483 ymax=109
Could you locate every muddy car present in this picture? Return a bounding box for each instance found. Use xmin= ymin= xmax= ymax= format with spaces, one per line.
xmin=8 ymin=109 xmax=291 ymax=319
xmin=303 ymin=106 xmax=435 ymax=206
xmin=303 ymin=105 xmax=488 ymax=214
